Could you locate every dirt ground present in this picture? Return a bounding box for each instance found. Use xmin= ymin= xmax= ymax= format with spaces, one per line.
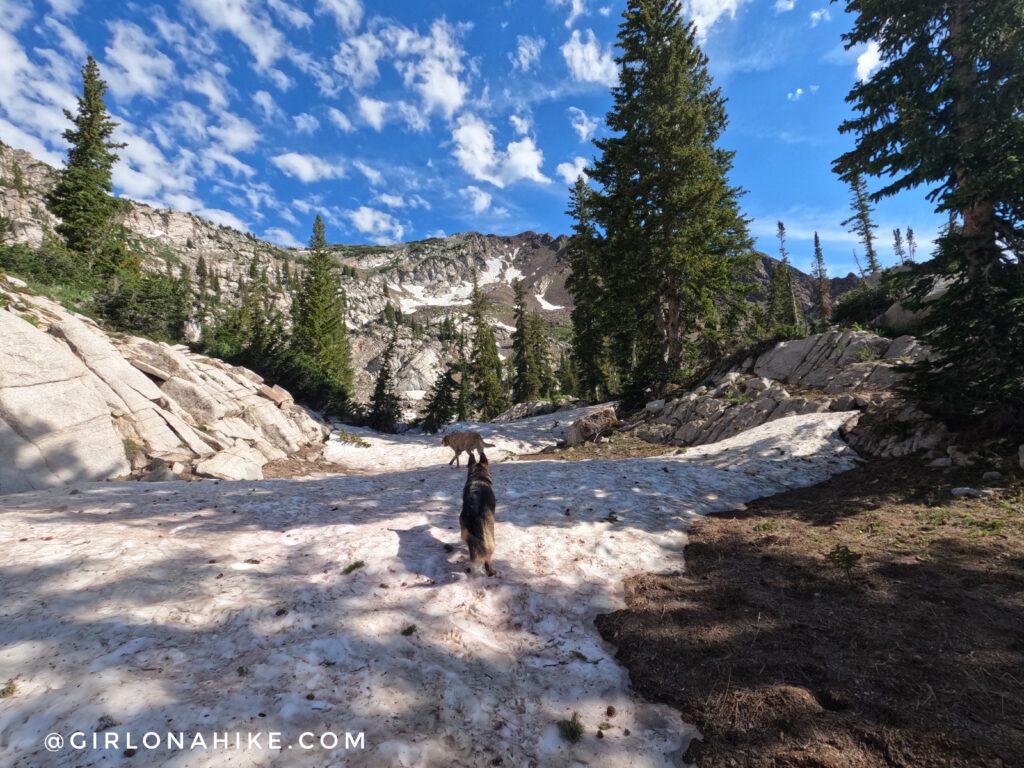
xmin=595 ymin=457 xmax=1024 ymax=767
xmin=518 ymin=431 xmax=676 ymax=462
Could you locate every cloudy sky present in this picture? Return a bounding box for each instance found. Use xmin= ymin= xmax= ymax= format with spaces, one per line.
xmin=0 ymin=0 xmax=942 ymax=275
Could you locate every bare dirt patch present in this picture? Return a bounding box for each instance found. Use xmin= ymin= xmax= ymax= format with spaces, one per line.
xmin=596 ymin=457 xmax=1024 ymax=767
xmin=261 ymin=445 xmax=354 ymax=479
xmin=518 ymin=431 xmax=675 ymax=462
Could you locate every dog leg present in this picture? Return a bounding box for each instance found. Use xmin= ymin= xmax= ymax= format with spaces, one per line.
xmin=484 ymin=558 xmax=495 ymax=577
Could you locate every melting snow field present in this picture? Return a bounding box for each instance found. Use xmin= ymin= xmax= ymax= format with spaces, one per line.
xmin=0 ymin=411 xmax=859 ymax=767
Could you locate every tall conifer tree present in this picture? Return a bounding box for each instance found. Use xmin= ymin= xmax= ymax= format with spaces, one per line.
xmin=290 ymin=214 xmax=354 ymax=408
xmin=841 ymin=173 xmax=881 ymax=274
xmin=565 ymin=176 xmax=609 ymax=401
xmin=47 ymin=56 xmax=129 ymax=276
xmin=468 ymin=272 xmax=508 ymax=419
xmin=587 ymin=0 xmax=753 ymax=392
xmin=811 ymin=232 xmax=832 ymax=322
xmin=368 ymin=332 xmax=401 ymax=433
xmin=834 ymin=0 xmax=1024 ymax=432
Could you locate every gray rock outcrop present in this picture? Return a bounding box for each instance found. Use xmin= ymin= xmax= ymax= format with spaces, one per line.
xmin=0 ymin=276 xmax=330 ymax=493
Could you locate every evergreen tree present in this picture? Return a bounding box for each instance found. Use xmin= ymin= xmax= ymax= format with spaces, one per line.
xmin=421 ymin=365 xmax=460 ymax=433
xmin=511 ymin=280 xmax=543 ymax=402
xmin=368 ymin=332 xmax=401 ymax=433
xmin=588 ymin=0 xmax=754 ymax=393
xmin=556 ymin=349 xmax=578 ymax=397
xmin=565 ymin=176 xmax=610 ymax=401
xmin=811 ymin=232 xmax=832 ymax=323
xmin=841 ymin=173 xmax=880 ymax=273
xmin=892 ymin=228 xmax=907 ymax=264
xmin=290 ymin=214 xmax=354 ymax=409
xmin=766 ymin=222 xmax=805 ymax=335
xmin=454 ymin=327 xmax=474 ymax=422
xmin=835 ymin=0 xmax=1024 ymax=433
xmin=46 ymin=56 xmax=130 ymax=276
xmin=527 ymin=312 xmax=557 ymax=398
xmin=468 ymin=272 xmax=509 ymax=419
xmin=905 ymin=227 xmax=917 ymax=262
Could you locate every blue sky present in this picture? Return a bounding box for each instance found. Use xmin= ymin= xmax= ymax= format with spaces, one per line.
xmin=0 ymin=0 xmax=944 ymax=275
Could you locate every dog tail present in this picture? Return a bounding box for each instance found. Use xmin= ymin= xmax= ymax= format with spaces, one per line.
xmin=482 ymin=441 xmax=495 ymax=448
xmin=463 ymin=515 xmax=495 ymax=561
xmin=465 ymin=528 xmax=495 ymax=562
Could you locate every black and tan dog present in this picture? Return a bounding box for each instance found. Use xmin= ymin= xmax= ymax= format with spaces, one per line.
xmin=460 ymin=450 xmax=496 ymax=576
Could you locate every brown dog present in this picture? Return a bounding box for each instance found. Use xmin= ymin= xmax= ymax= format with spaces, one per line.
xmin=442 ymin=431 xmax=495 ymax=466
xmin=460 ymin=451 xmax=496 ymax=576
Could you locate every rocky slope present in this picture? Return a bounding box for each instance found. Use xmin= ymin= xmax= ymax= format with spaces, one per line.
xmin=629 ymin=330 xmax=948 ymax=459
xmin=1 ymin=141 xmax=861 ymax=406
xmin=0 ymin=274 xmax=329 ymax=494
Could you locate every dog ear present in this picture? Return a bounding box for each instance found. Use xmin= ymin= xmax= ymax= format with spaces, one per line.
xmin=467 ymin=452 xmax=477 ymax=467
xmin=479 ymin=450 xmax=488 ymax=466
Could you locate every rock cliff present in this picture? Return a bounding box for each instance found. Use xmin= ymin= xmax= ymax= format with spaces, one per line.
xmin=0 ymin=274 xmax=329 ymax=494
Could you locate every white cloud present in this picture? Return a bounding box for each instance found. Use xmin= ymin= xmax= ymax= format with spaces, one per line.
xmin=332 ymin=31 xmax=384 ymax=90
xmin=561 ymin=29 xmax=617 ymax=87
xmin=264 ymin=226 xmax=304 ymax=248
xmin=510 ymin=114 xmax=532 ymax=136
xmin=201 ymin=207 xmax=248 ymax=230
xmin=353 ymin=159 xmax=383 ymax=186
xmin=253 ymin=90 xmax=282 ymax=121
xmin=787 ymin=87 xmax=803 ymax=101
xmin=383 ymin=20 xmax=470 ymax=121
xmin=598 ymin=5 xmax=612 ymax=16
xmin=183 ymin=0 xmax=285 ymax=70
xmin=104 ymin=20 xmax=176 ymax=101
xmin=568 ymin=106 xmax=598 ymax=141
xmin=327 ymin=107 xmax=354 ymax=132
xmin=293 ymin=112 xmax=320 ymax=133
xmin=553 ymin=0 xmax=587 ymax=28
xmin=46 ymin=0 xmax=81 ymax=18
xmin=856 ymin=41 xmax=882 ymax=81
xmin=358 ymin=96 xmax=388 ymax=130
xmin=461 ymin=185 xmax=492 ymax=214
xmin=200 ymin=146 xmax=256 ymax=178
xmin=556 ymin=156 xmax=588 ymax=184
xmin=346 ymin=205 xmax=404 ymax=244
xmin=43 ymin=18 xmax=87 ymax=60
xmin=208 ymin=112 xmax=260 ymax=152
xmin=271 ymin=152 xmax=345 ymax=182
xmin=396 ymin=101 xmax=429 ymax=132
xmin=267 ymin=0 xmax=312 ymax=28
xmin=185 ymin=70 xmax=231 ymax=111
xmin=268 ymin=67 xmax=293 ymax=90
xmin=452 ymin=113 xmax=550 ymax=189
xmin=774 ymin=0 xmax=795 ymax=11
xmin=809 ymin=8 xmax=830 ymax=26
xmin=0 ymin=117 xmax=63 ymax=166
xmin=681 ymin=0 xmax=750 ymax=41
xmin=0 ymin=0 xmax=31 ymax=30
xmin=375 ymin=193 xmax=405 ymax=208
xmin=510 ymin=35 xmax=545 ymax=73
xmin=317 ymin=0 xmax=363 ymax=33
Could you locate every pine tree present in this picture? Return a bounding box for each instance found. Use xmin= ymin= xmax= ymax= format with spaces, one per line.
xmin=841 ymin=173 xmax=880 ymax=273
xmin=511 ymin=280 xmax=543 ymax=402
xmin=588 ymin=0 xmax=754 ymax=393
xmin=290 ymin=214 xmax=354 ymax=409
xmin=565 ymin=176 xmax=609 ymax=401
xmin=527 ymin=312 xmax=557 ymax=398
xmin=892 ymin=228 xmax=907 ymax=264
xmin=834 ymin=0 xmax=1024 ymax=433
xmin=46 ymin=56 xmax=130 ymax=276
xmin=811 ymin=232 xmax=832 ymax=323
xmin=905 ymin=227 xmax=917 ymax=262
xmin=468 ymin=272 xmax=508 ymax=419
xmin=368 ymin=332 xmax=401 ymax=433
xmin=556 ymin=349 xmax=578 ymax=397
xmin=766 ymin=222 xmax=805 ymax=335
xmin=421 ymin=365 xmax=460 ymax=433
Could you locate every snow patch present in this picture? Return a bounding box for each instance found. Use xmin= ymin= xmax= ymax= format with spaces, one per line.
xmin=0 ymin=410 xmax=858 ymax=767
